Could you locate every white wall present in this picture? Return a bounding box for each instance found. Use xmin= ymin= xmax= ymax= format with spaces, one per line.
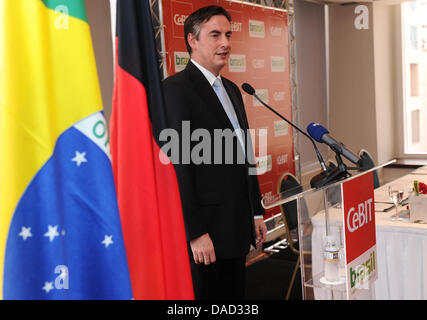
xmin=294 ymin=0 xmax=396 ymax=184
xmin=373 ymin=3 xmax=397 ymax=165
xmin=294 ymin=0 xmax=329 ymax=183
xmin=328 ymin=3 xmax=378 ymax=166
xmin=326 ymin=2 xmax=400 ymax=181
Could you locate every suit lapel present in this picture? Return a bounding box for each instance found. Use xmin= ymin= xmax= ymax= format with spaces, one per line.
xmin=222 ymin=78 xmax=252 ymax=159
xmin=222 ymin=78 xmax=249 ymax=131
xmin=223 ymin=78 xmax=257 ymax=166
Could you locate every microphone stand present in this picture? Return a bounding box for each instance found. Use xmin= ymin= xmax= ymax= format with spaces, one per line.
xmin=310 ymin=153 xmax=351 ymax=189
xmin=244 ymin=84 xmax=359 ymax=189
xmin=309 ymin=148 xmax=374 ymax=188
xmin=251 ymin=92 xmax=328 ymax=173
xmin=253 ymin=90 xmax=366 ymax=189
xmin=310 ymin=152 xmax=350 ymax=188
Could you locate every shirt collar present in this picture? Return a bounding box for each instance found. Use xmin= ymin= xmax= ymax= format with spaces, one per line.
xmin=191 ymin=59 xmax=221 ymax=87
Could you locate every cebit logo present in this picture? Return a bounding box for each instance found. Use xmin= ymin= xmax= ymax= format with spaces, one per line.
xmin=273 ymin=91 xmax=285 ymax=102
xmin=346 ymin=198 xmax=373 ymax=233
xmin=270 ymin=26 xmax=283 ymax=37
xmin=174 ymin=14 xmax=188 ymax=26
xmin=262 ymin=191 xmax=274 ymax=202
xmin=277 ymin=154 xmax=288 ymax=165
xmin=252 ymin=58 xmax=265 ymax=69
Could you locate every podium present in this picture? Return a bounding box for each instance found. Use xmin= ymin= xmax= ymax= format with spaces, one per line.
xmin=262 ymin=161 xmax=394 ymax=300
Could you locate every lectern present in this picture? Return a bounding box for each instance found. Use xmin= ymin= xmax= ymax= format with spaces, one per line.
xmin=262 ymin=161 xmax=393 ymax=300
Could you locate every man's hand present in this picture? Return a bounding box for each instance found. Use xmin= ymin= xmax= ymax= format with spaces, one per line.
xmin=254 ymin=217 xmax=267 ymax=247
xmin=190 ymin=233 xmax=216 ymax=265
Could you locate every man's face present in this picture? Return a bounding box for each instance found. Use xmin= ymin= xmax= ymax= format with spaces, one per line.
xmin=188 ymin=15 xmax=232 ymax=76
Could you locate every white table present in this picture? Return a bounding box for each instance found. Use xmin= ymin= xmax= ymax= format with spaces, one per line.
xmin=311 ymin=167 xmax=427 ymax=300
xmin=410 ymin=166 xmax=427 ymax=175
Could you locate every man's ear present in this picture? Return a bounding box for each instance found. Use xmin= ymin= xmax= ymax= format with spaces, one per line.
xmin=187 ymin=33 xmax=197 ymax=52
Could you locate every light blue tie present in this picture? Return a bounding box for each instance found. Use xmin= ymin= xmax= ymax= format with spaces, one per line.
xmin=212 ymin=78 xmax=245 ymax=154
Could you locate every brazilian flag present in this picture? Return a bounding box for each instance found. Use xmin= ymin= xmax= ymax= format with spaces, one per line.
xmin=0 ymin=0 xmax=132 ymax=299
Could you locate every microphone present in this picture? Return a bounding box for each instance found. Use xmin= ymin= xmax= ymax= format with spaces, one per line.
xmin=307 ymin=122 xmax=360 ymax=165
xmin=242 ymin=83 xmax=328 ymax=173
xmin=242 ymin=83 xmax=255 ymax=95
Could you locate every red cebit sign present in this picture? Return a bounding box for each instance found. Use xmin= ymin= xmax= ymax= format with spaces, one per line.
xmin=171 ymin=1 xmax=193 ymax=38
xmin=342 ymin=171 xmax=376 ymax=264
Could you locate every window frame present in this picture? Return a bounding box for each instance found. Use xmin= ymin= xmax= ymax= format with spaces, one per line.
xmin=397 ymin=0 xmax=427 ymax=158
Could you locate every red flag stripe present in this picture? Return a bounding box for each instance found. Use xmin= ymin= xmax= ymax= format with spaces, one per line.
xmin=111 ymin=25 xmax=193 ymax=299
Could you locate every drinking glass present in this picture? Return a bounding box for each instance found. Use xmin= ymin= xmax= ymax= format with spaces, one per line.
xmin=388 ymin=186 xmax=404 ymax=221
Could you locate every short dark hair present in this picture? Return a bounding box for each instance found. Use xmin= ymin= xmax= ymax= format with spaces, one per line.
xmin=184 ymin=5 xmax=232 ymax=55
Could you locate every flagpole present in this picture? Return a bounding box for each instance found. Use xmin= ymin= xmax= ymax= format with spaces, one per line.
xmin=109 ymin=0 xmax=117 ymax=73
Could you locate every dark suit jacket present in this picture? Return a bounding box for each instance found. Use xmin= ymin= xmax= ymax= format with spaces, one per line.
xmin=162 ymin=61 xmax=265 ymax=259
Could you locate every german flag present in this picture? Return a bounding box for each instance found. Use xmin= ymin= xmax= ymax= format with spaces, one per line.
xmin=110 ymin=1 xmax=194 ymax=299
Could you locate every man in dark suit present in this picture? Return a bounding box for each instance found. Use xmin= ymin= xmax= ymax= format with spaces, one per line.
xmin=162 ymin=5 xmax=267 ymax=300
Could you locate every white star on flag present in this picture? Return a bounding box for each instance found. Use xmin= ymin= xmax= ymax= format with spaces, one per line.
xmin=18 ymin=226 xmax=32 ymax=241
xmin=102 ymin=235 xmax=113 ymax=248
xmin=44 ymin=225 xmax=59 ymax=242
xmin=72 ymin=151 xmax=87 ymax=167
xmin=42 ymin=281 xmax=54 ymax=294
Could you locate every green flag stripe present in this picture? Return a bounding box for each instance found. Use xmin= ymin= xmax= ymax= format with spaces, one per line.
xmin=40 ymin=0 xmax=88 ymax=23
